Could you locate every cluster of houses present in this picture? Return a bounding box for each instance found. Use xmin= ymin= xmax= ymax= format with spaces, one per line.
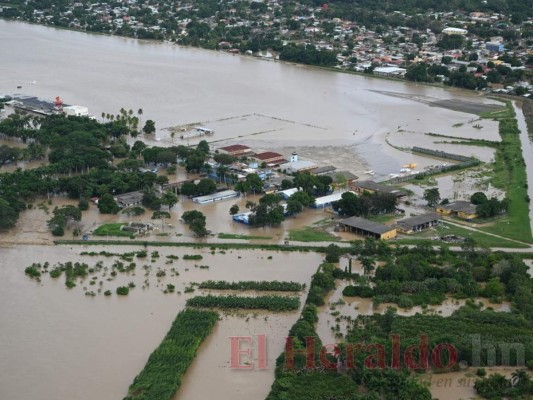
xmin=8 ymin=1 xmax=531 ymax=94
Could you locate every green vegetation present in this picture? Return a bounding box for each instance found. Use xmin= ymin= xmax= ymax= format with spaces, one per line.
xmin=186 ymin=294 xmax=300 ymax=311
xmin=116 ymin=286 xmax=130 ymax=296
xmin=198 ymin=280 xmax=304 ymax=292
xmin=288 ymin=226 xmax=340 ymax=242
xmin=332 ymin=191 xmax=397 ymax=217
xmin=181 ymin=210 xmax=208 ymax=237
xmin=475 ymin=370 xmax=533 ymax=398
xmin=124 ymin=309 xmax=218 ymax=400
xmin=93 ymin=223 xmax=133 ymax=238
xmin=217 ymin=233 xmax=272 ymax=240
xmin=484 ymin=102 xmax=532 ymax=242
xmin=182 ymin=254 xmax=202 ymax=260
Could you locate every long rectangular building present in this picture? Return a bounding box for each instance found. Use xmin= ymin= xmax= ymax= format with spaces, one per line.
xmin=396 ymin=213 xmax=440 ymax=233
xmin=192 ymin=190 xmax=239 ymax=204
xmin=338 ymin=216 xmax=397 ymax=240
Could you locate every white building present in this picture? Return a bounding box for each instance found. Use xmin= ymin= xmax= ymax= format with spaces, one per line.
xmin=279 ymin=152 xmax=317 ymax=174
xmin=442 ymin=27 xmax=468 ymax=36
xmin=63 ymin=105 xmax=89 ymax=117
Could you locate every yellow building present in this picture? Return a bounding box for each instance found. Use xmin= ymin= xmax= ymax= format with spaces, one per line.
xmin=338 ymin=217 xmax=397 ymax=240
xmin=436 ymin=201 xmax=478 ymax=220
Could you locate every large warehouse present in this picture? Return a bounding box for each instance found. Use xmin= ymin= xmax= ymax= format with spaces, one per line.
xmin=338 ymin=216 xmax=397 ymax=240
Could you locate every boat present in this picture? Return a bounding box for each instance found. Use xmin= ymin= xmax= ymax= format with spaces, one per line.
xmin=365 ymin=170 xmax=374 ymax=175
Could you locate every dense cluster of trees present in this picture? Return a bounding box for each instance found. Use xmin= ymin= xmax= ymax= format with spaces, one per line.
xmin=47 ymin=205 xmax=82 ymax=236
xmin=246 ymin=193 xmax=285 ymax=227
xmin=198 ymin=280 xmax=304 ymax=291
xmin=180 ymin=178 xmax=217 ymax=197
xmin=475 ymin=370 xmax=533 ymax=398
xmin=470 ymin=191 xmax=509 ymax=218
xmin=181 ymin=210 xmax=208 ymax=236
xmin=282 ymin=172 xmax=333 ymax=196
xmin=124 ymin=309 xmax=219 ymax=400
xmin=279 ymin=44 xmax=338 ymax=67
xmin=187 ymin=294 xmax=300 ymax=311
xmin=332 ymin=191 xmax=397 ymax=216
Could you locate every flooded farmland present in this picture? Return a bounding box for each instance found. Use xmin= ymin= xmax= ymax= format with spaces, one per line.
xmin=0 ymin=245 xmax=323 ymax=400
xmin=0 ymin=19 xmax=530 ymax=400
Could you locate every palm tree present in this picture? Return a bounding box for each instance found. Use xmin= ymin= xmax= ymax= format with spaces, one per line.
xmin=360 ymin=256 xmax=376 ymax=276
xmin=217 ymin=165 xmax=229 ymax=183
xmin=511 ymin=369 xmax=530 ymax=387
xmin=137 ymin=108 xmax=143 ymax=129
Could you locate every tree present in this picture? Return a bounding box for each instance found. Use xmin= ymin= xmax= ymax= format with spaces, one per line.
xmin=0 ymin=198 xmax=18 ymax=229
xmin=181 ymin=182 xmax=198 ymax=197
xmin=181 ymin=210 xmax=208 ymax=237
xmin=152 ymin=210 xmax=171 ymax=230
xmin=229 ymin=204 xmax=240 ymax=215
xmin=98 ymin=193 xmax=119 ymax=214
xmin=197 ymin=140 xmax=210 ymax=155
xmin=325 ymin=244 xmax=342 ymax=263
xmin=360 ymin=256 xmax=376 ymax=276
xmin=286 ymin=191 xmax=313 ymax=215
xmin=471 ymin=192 xmax=488 ymax=205
xmin=213 ymin=153 xmax=236 ymax=165
xmin=143 ymin=119 xmax=156 ymax=134
xmin=196 ymin=178 xmax=216 ymax=196
xmin=511 ymin=369 xmax=530 ymax=388
xmin=142 ymin=189 xmax=161 ymax=210
xmin=423 ymin=188 xmax=441 ymax=207
xmin=161 ymin=189 xmax=178 ymax=209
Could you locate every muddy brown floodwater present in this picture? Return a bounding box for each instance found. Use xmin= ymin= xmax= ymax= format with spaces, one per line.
xmin=0 ymin=245 xmax=322 ymax=400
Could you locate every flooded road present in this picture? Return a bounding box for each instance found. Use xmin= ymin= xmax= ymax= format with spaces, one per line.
xmin=0 ymin=245 xmax=322 ymax=400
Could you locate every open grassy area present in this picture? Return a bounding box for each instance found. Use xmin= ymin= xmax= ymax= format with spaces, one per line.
xmin=287 ymin=226 xmax=340 ymax=242
xmin=92 ymin=223 xmax=133 ymax=238
xmin=217 ymin=233 xmax=272 ymax=240
xmin=485 ymin=102 xmax=533 ymax=243
xmin=397 ymin=221 xmax=529 ymax=249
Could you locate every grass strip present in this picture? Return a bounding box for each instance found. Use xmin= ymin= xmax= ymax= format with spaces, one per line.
xmin=287 ymin=226 xmax=340 ymax=242
xmin=93 ymin=223 xmax=133 ymax=238
xmin=124 ymin=309 xmax=218 ymax=400
xmin=217 ymin=233 xmax=272 ymax=240
xmin=187 ymin=294 xmax=300 ymax=311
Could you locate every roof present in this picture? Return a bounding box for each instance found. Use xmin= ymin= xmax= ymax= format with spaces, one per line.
xmin=278 ymin=187 xmax=300 ymax=198
xmin=324 ymin=170 xmax=359 ymax=182
xmin=315 ymin=191 xmax=353 ymax=206
xmin=115 ymin=191 xmax=143 ymax=203
xmin=193 ymin=189 xmax=238 ymax=203
xmin=219 ymin=144 xmax=250 ymax=152
xmin=311 ymin=165 xmax=337 ymax=175
xmin=397 ymin=213 xmax=440 ymax=228
xmin=254 ymin=151 xmax=285 ymax=161
xmin=339 ymin=216 xmax=395 ymax=235
xmin=279 ymin=160 xmax=317 ymax=171
xmin=441 ymin=201 xmax=477 ymax=214
xmin=374 ymin=66 xmax=407 ymax=74
xmin=356 ymin=181 xmax=406 ymax=197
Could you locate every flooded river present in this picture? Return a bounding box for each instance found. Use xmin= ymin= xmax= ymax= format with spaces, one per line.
xmin=0 ymin=20 xmax=529 ymax=400
xmin=0 ymin=20 xmax=502 ymax=179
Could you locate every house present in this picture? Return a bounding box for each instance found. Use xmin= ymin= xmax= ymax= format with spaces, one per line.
xmin=192 ymin=190 xmax=239 ymax=204
xmin=323 ymin=170 xmax=359 ymax=187
xmin=115 ymin=191 xmax=144 ymax=208
xmin=253 ymin=151 xmax=287 ymax=166
xmin=338 ymin=216 xmax=397 ymax=240
xmin=396 ymin=213 xmax=440 ymax=233
xmin=279 ymin=152 xmax=317 ymax=173
xmin=355 ymin=181 xmax=407 ymax=198
xmin=311 ymin=165 xmax=337 ymax=175
xmin=436 ymin=201 xmax=477 ymax=220
xmin=218 ymin=144 xmax=252 ymax=157
xmin=314 ymin=191 xmax=355 ymax=208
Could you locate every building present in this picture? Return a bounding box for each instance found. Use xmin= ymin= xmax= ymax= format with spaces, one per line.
xmin=218 ymin=144 xmax=252 ymax=156
xmin=63 ymin=105 xmax=89 ymax=117
xmin=279 ymin=152 xmax=317 ymax=173
xmin=253 ymin=151 xmax=287 ymax=166
xmin=338 ymin=216 xmax=397 ymax=240
xmin=311 ymin=165 xmax=337 ymax=175
xmin=323 ymin=170 xmax=359 ymax=187
xmin=313 ymin=191 xmax=354 ymax=208
xmin=278 ymin=187 xmax=300 ymax=199
xmin=373 ymin=67 xmax=407 ymax=77
xmin=114 ymin=191 xmax=144 ymax=208
xmin=355 ymin=181 xmax=407 ymax=198
xmin=442 ymin=27 xmax=468 ymax=35
xmin=436 ymin=201 xmax=478 ymax=220
xmin=192 ymin=190 xmax=239 ymax=204
xmin=396 ymin=213 xmax=440 ymax=233
xmin=485 ymin=42 xmax=505 ymax=52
